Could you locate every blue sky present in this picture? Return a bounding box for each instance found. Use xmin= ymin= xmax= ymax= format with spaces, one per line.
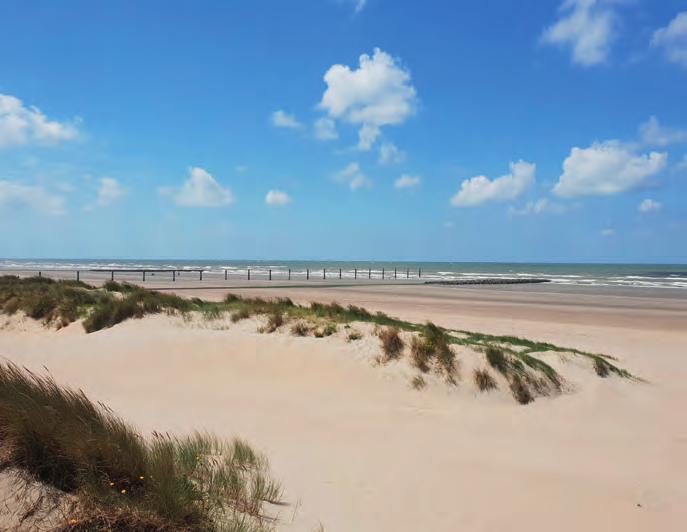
xmin=1 ymin=0 xmax=686 ymax=262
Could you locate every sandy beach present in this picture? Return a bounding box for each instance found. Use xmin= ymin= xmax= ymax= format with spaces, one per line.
xmin=1 ymin=279 xmax=685 ymax=531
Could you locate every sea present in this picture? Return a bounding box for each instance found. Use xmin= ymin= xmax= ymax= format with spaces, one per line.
xmin=1 ymin=259 xmax=686 ymax=290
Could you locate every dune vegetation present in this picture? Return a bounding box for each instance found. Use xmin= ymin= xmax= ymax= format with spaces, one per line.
xmin=0 ymin=363 xmax=282 ymax=531
xmin=0 ymin=276 xmax=639 ymax=405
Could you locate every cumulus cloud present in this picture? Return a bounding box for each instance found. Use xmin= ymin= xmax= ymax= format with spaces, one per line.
xmin=541 ymin=0 xmax=618 ymax=66
xmin=334 ymin=162 xmax=370 ymax=190
xmin=638 ymin=198 xmax=662 ymax=213
xmin=319 ymin=48 xmax=417 ymax=150
xmin=271 ymin=110 xmax=302 ymax=129
xmin=314 ymin=117 xmax=338 ymax=141
xmin=0 ymin=180 xmax=66 ymax=215
xmin=509 ymin=198 xmax=567 ymax=216
xmin=639 ymin=116 xmax=687 ymax=146
xmin=652 ymin=11 xmax=687 ymax=67
xmin=84 ymin=178 xmax=125 ymax=211
xmin=265 ymin=189 xmax=292 ymax=206
xmin=451 ymin=161 xmax=535 ymax=207
xmin=163 ymin=167 xmax=234 ymax=208
xmin=553 ymin=141 xmax=667 ymax=198
xmin=394 ymin=174 xmax=421 ymax=190
xmin=379 ymin=142 xmax=406 ymax=165
xmin=0 ymin=93 xmax=78 ymax=149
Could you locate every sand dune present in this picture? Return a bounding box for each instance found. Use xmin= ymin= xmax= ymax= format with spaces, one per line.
xmin=0 ymin=284 xmax=685 ymax=531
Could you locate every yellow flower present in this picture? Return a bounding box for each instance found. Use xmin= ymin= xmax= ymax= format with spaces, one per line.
xmin=121 ymin=489 xmax=127 ymax=494
xmin=109 ymin=482 xmax=115 ymax=487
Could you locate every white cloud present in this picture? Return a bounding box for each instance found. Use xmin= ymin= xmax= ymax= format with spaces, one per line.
xmin=379 ymin=142 xmax=406 ymax=165
xmin=96 ymin=178 xmax=124 ymax=206
xmin=638 ymin=198 xmax=662 ymax=213
xmin=165 ymin=167 xmax=234 ymax=208
xmin=639 ymin=116 xmax=687 ymax=146
xmin=0 ymin=93 xmax=78 ymax=149
xmin=314 ymin=117 xmax=338 ymax=141
xmin=601 ymin=228 xmax=615 ymax=237
xmin=334 ymin=162 xmax=370 ymax=190
xmin=451 ymin=161 xmax=535 ymax=207
xmin=352 ymin=0 xmax=367 ymax=13
xmin=319 ymin=48 xmax=417 ymax=150
xmin=271 ymin=110 xmax=302 ymax=129
xmin=553 ymin=141 xmax=667 ymax=198
xmin=394 ymin=174 xmax=421 ymax=190
xmin=541 ymin=0 xmax=617 ymax=66
xmin=652 ymin=11 xmax=687 ymax=67
xmin=0 ymin=180 xmax=66 ymax=215
xmin=265 ymin=189 xmax=292 ymax=206
xmin=509 ymin=198 xmax=567 ymax=216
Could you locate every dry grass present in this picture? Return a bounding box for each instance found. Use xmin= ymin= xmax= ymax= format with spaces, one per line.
xmin=410 ymin=375 xmax=426 ymax=390
xmin=473 ymin=368 xmax=498 ymax=392
xmin=0 ymin=363 xmax=282 ymax=531
xmin=290 ymin=321 xmax=309 ymax=337
xmin=231 ymin=308 xmax=252 ymax=323
xmin=346 ymin=330 xmax=362 ymax=342
xmin=377 ymin=327 xmax=404 ymax=361
xmin=509 ymin=374 xmax=534 ymax=405
xmin=409 ymin=323 xmax=458 ymax=383
xmin=260 ymin=311 xmax=283 ymax=334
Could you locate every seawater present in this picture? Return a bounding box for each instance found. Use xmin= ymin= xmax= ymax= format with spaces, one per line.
xmin=1 ymin=259 xmax=686 ymax=290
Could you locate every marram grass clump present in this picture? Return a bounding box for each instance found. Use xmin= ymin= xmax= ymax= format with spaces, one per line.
xmin=0 ymin=363 xmax=282 ymax=531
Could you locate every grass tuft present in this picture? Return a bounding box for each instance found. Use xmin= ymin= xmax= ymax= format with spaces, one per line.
xmin=260 ymin=311 xmax=283 ymax=334
xmin=509 ymin=374 xmax=533 ymax=405
xmin=410 ymin=375 xmax=426 ymax=390
xmin=290 ymin=321 xmax=309 ymax=337
xmin=0 ymin=363 xmax=281 ymax=531
xmin=485 ymin=346 xmax=509 ymax=374
xmin=377 ymin=327 xmax=404 ymax=361
xmin=473 ymin=368 xmax=498 ymax=392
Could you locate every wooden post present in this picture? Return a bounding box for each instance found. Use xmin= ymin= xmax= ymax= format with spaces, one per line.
xmin=225 ymin=270 xmax=227 ymax=281
xmin=323 ymin=268 xmax=326 ymax=280
xmin=419 ymin=268 xmax=422 ymax=278
xmin=368 ymin=268 xmax=371 ymax=279
xmin=111 ymin=270 xmax=114 ymax=281
xmin=38 ymin=271 xmax=41 ymax=278
xmin=77 ymin=271 xmax=80 ymax=282
xmin=382 ymin=268 xmax=385 ymax=280
xmin=339 ymin=268 xmax=342 ymax=279
xmin=307 ymin=268 xmax=310 ymax=280
xmin=288 ymin=268 xmax=291 ymax=280
xmin=143 ymin=271 xmax=146 ymax=282
xmin=248 ymin=269 xmax=251 ymax=281
xmin=173 ymin=270 xmax=176 ymax=282
xmin=269 ymin=269 xmax=272 ymax=281
xmin=394 ymin=268 xmax=397 ymax=279
xmin=407 ymin=268 xmax=409 ymax=279
xmin=354 ymin=268 xmax=357 ymax=280
xmin=199 ymin=271 xmax=203 ymax=281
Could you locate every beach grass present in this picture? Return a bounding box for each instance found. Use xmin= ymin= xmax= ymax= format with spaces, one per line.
xmin=0 ymin=276 xmax=639 ymax=404
xmin=473 ymin=368 xmax=498 ymax=392
xmin=0 ymin=363 xmax=281 ymax=531
xmin=377 ymin=327 xmax=404 ymax=361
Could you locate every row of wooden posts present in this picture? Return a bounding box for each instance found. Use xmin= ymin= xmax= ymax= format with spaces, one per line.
xmin=36 ymin=267 xmax=423 ymax=282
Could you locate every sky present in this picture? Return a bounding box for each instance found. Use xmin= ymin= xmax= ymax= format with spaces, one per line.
xmin=0 ymin=0 xmax=686 ymax=263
